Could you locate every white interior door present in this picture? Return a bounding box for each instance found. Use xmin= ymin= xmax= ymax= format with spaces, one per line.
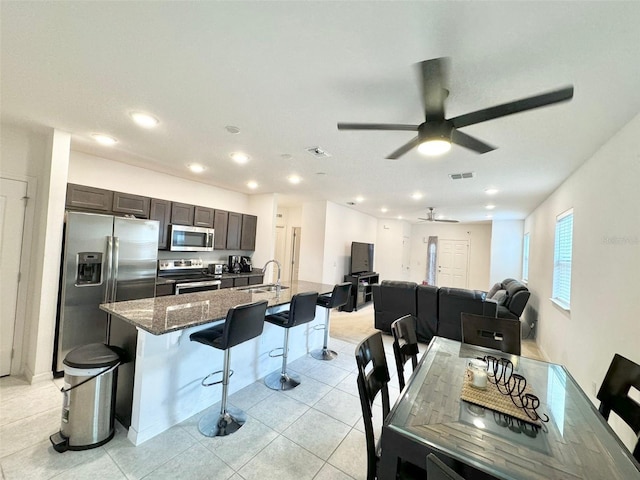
xmin=437 ymin=239 xmax=469 ymax=288
xmin=401 ymin=236 xmax=411 ymax=280
xmin=274 ymin=225 xmax=286 ymax=284
xmin=290 ymin=227 xmax=301 ymax=283
xmin=0 ymin=178 xmax=28 ymax=376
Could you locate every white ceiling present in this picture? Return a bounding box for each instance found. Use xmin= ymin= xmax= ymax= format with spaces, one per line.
xmin=2 ymin=2 xmax=639 ymax=223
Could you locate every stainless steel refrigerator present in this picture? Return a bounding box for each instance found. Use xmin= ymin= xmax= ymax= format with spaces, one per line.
xmin=55 ymin=211 xmax=159 ymax=373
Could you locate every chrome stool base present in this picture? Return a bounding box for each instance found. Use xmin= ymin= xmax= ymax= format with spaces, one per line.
xmin=310 ymin=348 xmax=338 ymax=361
xmin=264 ymin=371 xmax=300 ymax=391
xmin=198 ymin=406 xmax=247 ymax=437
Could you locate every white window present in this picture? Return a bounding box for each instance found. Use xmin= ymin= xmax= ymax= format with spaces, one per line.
xmin=522 ymin=232 xmax=530 ymax=282
xmin=552 ymin=209 xmax=573 ymax=309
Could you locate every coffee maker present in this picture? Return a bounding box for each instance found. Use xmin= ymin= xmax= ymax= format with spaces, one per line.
xmin=239 ymin=256 xmax=252 ymax=273
xmin=228 ymin=255 xmax=241 ymax=274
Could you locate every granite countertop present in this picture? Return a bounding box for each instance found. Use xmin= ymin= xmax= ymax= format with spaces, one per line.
xmin=100 ymin=280 xmax=334 ymax=335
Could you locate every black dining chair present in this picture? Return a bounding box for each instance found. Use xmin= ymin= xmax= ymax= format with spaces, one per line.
xmin=460 ymin=313 xmax=521 ymax=356
xmin=426 ymin=453 xmax=466 ymax=480
xmin=355 ymin=332 xmax=424 ymax=480
xmin=596 ymin=353 xmax=640 ymax=462
xmin=391 ymin=315 xmax=420 ymax=391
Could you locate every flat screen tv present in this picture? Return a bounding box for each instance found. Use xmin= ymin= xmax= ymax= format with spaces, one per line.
xmin=350 ymin=242 xmax=374 ymax=274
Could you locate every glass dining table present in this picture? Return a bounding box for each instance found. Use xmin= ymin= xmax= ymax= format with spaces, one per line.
xmin=378 ymin=337 xmax=640 ymax=480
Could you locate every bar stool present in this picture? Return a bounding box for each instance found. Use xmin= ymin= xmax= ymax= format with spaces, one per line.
xmin=264 ymin=291 xmax=318 ymax=390
xmin=311 ymin=282 xmax=352 ymax=361
xmin=189 ymin=300 xmax=268 ymax=437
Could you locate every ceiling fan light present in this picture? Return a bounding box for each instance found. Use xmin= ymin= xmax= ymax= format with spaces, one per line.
xmin=418 ymin=139 xmax=451 ymax=156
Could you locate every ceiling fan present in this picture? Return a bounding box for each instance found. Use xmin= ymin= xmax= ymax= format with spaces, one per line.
xmin=337 ymin=57 xmax=574 ymax=159
xmin=419 ymin=207 xmax=459 ymax=223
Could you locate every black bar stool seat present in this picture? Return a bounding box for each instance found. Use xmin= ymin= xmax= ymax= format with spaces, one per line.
xmin=311 ymin=282 xmax=352 ymax=361
xmin=190 ymin=300 xmax=268 ymax=437
xmin=264 ymin=291 xmax=318 ymax=390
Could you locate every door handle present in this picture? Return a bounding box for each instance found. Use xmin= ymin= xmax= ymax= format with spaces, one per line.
xmin=105 ymin=236 xmax=113 ymax=303
xmin=111 ymin=237 xmax=119 ymax=301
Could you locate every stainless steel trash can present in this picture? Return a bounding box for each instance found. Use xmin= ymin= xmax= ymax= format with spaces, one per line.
xmin=50 ymin=343 xmax=122 ymax=452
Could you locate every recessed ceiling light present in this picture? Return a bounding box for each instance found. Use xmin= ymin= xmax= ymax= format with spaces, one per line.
xmin=225 ymin=125 xmax=240 ymax=134
xmin=130 ymin=112 xmax=159 ymax=128
xmin=355 ymin=196 xmax=364 ymax=203
xmin=187 ymin=163 xmax=206 ymax=173
xmin=411 ymin=192 xmax=423 ymax=200
xmin=381 ymin=207 xmax=388 ymax=213
xmin=398 ymin=216 xmax=403 ymax=220
xmin=485 ymin=204 xmax=496 ymax=210
xmin=418 ymin=139 xmax=451 ymax=156
xmin=485 ymin=188 xmax=499 ymax=195
xmin=230 ymin=152 xmax=250 ymax=164
xmin=92 ymin=134 xmax=117 ymax=146
xmin=247 ymin=181 xmax=258 ymax=189
xmin=287 ymin=175 xmax=302 ymax=184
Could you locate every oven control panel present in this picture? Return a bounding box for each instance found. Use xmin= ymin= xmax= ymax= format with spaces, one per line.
xmin=158 ymin=258 xmax=204 ymax=271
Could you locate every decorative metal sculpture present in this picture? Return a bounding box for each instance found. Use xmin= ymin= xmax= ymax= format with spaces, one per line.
xmin=483 ymin=356 xmax=549 ymax=423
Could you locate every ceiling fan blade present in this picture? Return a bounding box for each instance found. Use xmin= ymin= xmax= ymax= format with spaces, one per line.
xmin=417 ymin=217 xmax=429 ymax=221
xmin=337 ymin=123 xmax=419 ymax=131
xmin=450 ymin=86 xmax=574 ymax=129
xmin=386 ymin=136 xmax=423 ymax=159
xmin=418 ymin=57 xmax=449 ymax=121
xmin=451 ymin=130 xmax=495 ymax=154
xmin=434 ymin=218 xmax=459 ymax=223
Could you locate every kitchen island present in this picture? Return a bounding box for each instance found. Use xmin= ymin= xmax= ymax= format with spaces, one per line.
xmin=100 ymin=280 xmax=334 ymax=445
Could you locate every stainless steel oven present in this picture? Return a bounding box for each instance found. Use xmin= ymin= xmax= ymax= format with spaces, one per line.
xmin=158 ymin=258 xmax=222 ymax=295
xmin=169 ymin=225 xmax=214 ymax=252
xmin=174 ymin=279 xmax=221 ymax=295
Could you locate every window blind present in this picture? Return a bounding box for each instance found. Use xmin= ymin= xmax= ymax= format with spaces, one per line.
xmin=552 ymin=210 xmax=573 ymax=308
xmin=522 ymin=233 xmax=530 ymax=281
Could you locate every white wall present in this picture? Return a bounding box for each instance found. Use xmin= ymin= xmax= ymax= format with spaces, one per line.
xmin=524 ymin=112 xmax=640 ymax=451
xmin=323 ymin=202 xmax=378 ymax=285
xmin=1 ymin=124 xmax=71 ymax=382
xmin=248 ymin=193 xmax=278 ymax=274
xmin=408 ymin=222 xmax=492 ymax=290
xmin=489 ymin=220 xmax=524 ymax=285
xmin=298 ymin=201 xmax=327 ymax=282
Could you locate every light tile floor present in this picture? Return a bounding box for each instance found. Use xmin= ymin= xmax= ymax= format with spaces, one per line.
xmin=0 ymin=333 xmax=406 ymax=480
xmin=0 ymin=305 xmax=545 ymax=480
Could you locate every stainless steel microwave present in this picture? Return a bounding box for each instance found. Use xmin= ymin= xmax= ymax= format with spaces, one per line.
xmin=169 ymin=224 xmax=214 ymax=251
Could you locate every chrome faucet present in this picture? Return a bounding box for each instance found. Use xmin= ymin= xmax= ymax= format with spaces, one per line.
xmin=262 ymin=259 xmax=282 ymax=292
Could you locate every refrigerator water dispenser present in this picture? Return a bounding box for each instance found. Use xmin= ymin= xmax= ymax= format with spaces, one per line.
xmin=76 ymin=252 xmax=103 ymax=285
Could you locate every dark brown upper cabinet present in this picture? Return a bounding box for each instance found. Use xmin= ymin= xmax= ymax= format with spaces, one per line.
xmin=194 ymin=206 xmax=214 ymax=228
xmin=112 ymin=192 xmax=150 ymax=218
xmin=240 ymin=214 xmax=257 ymax=251
xmin=170 ymin=202 xmax=194 ymax=226
xmin=66 ymin=184 xmax=113 ymax=212
xmin=226 ymin=212 xmax=242 ymax=250
xmin=149 ymin=199 xmax=171 ymax=249
xmin=213 ymin=210 xmax=229 ymax=249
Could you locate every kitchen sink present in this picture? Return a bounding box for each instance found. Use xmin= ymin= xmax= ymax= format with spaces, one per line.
xmin=236 ymin=284 xmax=289 ymax=293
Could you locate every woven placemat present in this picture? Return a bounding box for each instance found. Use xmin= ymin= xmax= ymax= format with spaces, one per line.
xmin=460 ymin=371 xmax=541 ymax=425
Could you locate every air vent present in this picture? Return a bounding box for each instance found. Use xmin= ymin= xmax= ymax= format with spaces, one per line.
xmin=448 ymin=172 xmax=474 ymax=180
xmin=305 ymin=146 xmax=332 ymax=158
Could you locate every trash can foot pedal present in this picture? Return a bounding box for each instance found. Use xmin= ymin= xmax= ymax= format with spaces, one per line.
xmin=50 ymin=431 xmax=69 ymax=452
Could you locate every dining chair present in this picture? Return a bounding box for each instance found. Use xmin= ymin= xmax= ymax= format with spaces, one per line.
xmin=426 ymin=453 xmax=466 ymax=480
xmin=355 ymin=331 xmax=424 ymax=480
xmin=391 ymin=315 xmax=420 ymax=390
xmin=460 ymin=313 xmax=521 ymax=355
xmin=596 ymin=353 xmax=640 ymax=462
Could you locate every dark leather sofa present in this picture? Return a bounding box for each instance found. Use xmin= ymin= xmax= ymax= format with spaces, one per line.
xmin=372 ymin=279 xmax=528 ymax=343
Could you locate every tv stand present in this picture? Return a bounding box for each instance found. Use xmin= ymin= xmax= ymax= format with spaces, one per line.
xmin=341 ymin=272 xmax=379 ymax=312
